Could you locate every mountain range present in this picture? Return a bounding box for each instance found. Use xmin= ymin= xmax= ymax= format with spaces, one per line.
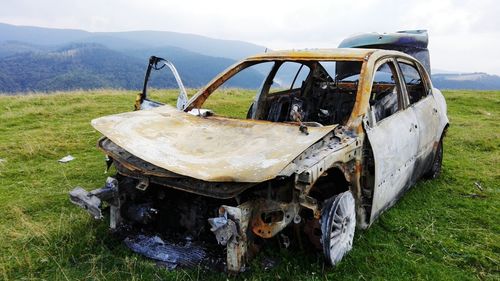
xmin=0 ymin=22 xmax=499 ymax=93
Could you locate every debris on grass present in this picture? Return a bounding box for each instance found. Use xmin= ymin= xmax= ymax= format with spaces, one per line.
xmin=261 ymin=256 xmax=279 ymax=271
xmin=123 ymin=234 xmax=207 ymax=269
xmin=461 ymin=193 xmax=487 ymax=199
xmin=58 ymin=155 xmax=75 ymax=163
xmin=474 ymin=181 xmax=483 ymax=191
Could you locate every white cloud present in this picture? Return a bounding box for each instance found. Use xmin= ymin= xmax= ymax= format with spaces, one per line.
xmin=0 ymin=0 xmax=498 ymax=74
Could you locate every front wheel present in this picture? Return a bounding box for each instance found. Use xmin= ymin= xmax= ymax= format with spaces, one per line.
xmin=320 ymin=191 xmax=356 ymax=266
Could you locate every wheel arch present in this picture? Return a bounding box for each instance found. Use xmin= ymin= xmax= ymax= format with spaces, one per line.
xmin=307 ymin=166 xmax=351 ymax=203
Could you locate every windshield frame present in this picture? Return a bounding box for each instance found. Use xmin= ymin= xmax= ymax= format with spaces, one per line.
xmin=184 ymin=57 xmax=367 ymax=125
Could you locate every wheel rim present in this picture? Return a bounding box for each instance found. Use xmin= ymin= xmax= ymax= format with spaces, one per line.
xmin=321 ymin=191 xmax=356 ymax=265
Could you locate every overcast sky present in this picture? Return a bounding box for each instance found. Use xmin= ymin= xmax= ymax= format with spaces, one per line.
xmin=1 ymin=0 xmax=499 ymax=75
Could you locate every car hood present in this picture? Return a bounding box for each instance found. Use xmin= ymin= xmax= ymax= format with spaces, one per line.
xmin=91 ymin=105 xmax=336 ymax=182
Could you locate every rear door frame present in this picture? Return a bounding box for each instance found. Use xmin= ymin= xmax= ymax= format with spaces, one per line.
xmin=395 ymin=57 xmax=441 ymax=180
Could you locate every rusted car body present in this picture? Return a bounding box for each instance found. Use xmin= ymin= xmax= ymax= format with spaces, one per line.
xmin=70 ymin=31 xmax=448 ymax=272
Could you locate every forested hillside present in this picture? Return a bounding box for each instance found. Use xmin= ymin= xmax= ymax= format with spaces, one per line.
xmin=0 ymin=43 xmax=263 ymax=92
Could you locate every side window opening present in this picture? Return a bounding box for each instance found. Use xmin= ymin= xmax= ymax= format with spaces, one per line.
xmin=269 ymin=62 xmax=310 ymax=94
xmin=370 ymin=61 xmax=402 ymax=122
xmin=320 ymin=61 xmax=337 ymax=80
xmin=398 ymin=61 xmax=426 ymax=105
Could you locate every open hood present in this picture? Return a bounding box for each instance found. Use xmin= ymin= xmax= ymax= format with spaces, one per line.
xmin=91 ymin=105 xmax=336 ymax=183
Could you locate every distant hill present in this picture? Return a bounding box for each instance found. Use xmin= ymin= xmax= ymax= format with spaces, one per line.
xmin=0 ymin=43 xmax=264 ymax=92
xmin=431 ymin=72 xmax=500 ymax=90
xmin=0 ymin=23 xmax=89 ymax=46
xmin=0 ymin=23 xmax=266 ymax=60
xmin=0 ymin=23 xmax=267 ymax=93
xmin=0 ymin=41 xmax=54 ymax=58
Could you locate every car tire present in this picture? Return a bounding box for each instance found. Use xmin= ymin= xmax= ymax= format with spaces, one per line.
xmin=424 ymin=139 xmax=443 ymax=179
xmin=320 ymin=190 xmax=356 ymax=266
xmin=246 ymin=103 xmax=254 ymax=119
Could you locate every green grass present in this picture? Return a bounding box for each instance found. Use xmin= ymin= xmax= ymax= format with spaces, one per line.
xmin=0 ymin=89 xmax=498 ymax=280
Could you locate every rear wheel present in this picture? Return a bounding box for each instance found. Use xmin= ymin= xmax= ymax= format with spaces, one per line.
xmin=424 ymin=139 xmax=443 ymax=179
xmin=320 ymin=191 xmax=356 ymax=265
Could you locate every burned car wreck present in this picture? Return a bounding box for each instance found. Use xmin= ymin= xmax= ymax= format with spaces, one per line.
xmin=70 ymin=31 xmax=448 ymax=272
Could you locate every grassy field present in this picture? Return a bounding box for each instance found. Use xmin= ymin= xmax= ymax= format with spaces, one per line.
xmin=0 ymin=89 xmax=498 ymax=280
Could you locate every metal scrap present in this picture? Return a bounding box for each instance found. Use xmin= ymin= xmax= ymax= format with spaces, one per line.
xmin=208 ymin=212 xmax=238 ymax=246
xmin=124 ymin=235 xmax=207 ymax=269
xmin=69 ymin=177 xmax=118 ymax=219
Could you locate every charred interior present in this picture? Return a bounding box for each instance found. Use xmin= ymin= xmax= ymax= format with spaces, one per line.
xmin=248 ymin=60 xmax=362 ymax=126
xmin=116 ymin=175 xmax=235 ymax=240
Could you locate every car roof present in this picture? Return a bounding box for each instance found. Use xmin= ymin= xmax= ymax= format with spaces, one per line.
xmin=245 ymin=48 xmax=407 ymax=61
